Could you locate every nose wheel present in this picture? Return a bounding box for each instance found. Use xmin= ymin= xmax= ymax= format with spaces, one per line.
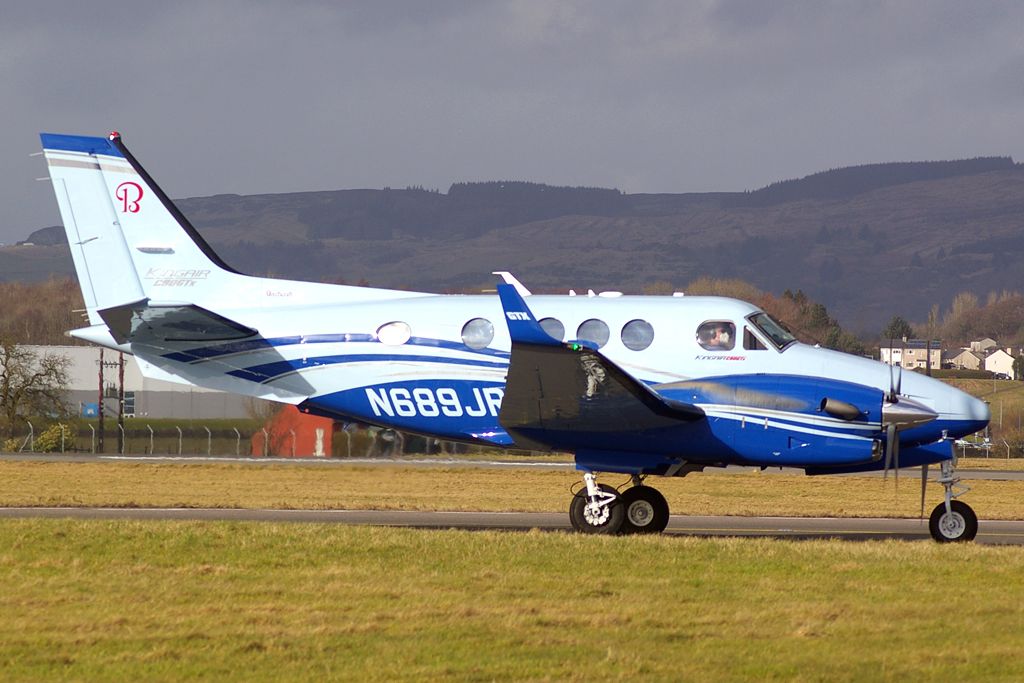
xmin=926 ymin=460 xmax=978 ymax=543
xmin=929 ymin=500 xmax=977 ymax=542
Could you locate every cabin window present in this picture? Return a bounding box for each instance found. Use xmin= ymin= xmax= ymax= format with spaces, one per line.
xmin=377 ymin=321 xmax=411 ymax=346
xmin=461 ymin=318 xmax=494 ymax=350
xmin=748 ymin=312 xmax=797 ymax=350
xmin=696 ymin=321 xmax=735 ymax=351
xmin=539 ymin=317 xmax=565 ymax=341
xmin=576 ymin=319 xmax=610 ymax=348
xmin=621 ymin=319 xmax=655 ymax=351
xmin=744 ymin=327 xmax=767 ymax=351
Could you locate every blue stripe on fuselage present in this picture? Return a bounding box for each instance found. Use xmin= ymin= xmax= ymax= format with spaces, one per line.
xmin=226 ymin=353 xmax=508 ymax=384
xmin=162 ymin=334 xmax=510 ymax=364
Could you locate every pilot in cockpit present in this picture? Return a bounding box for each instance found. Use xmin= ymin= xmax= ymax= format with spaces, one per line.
xmin=697 ymin=321 xmax=735 ymax=351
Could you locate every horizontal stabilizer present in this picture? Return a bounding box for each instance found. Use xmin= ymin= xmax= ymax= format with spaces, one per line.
xmin=496 ymin=283 xmax=703 ymax=451
xmin=98 ymin=300 xmax=257 ymax=344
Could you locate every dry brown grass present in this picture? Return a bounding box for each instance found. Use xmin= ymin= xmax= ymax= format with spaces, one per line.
xmin=2 ymin=461 xmax=1023 ymax=519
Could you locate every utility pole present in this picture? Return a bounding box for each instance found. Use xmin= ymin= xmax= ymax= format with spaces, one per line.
xmin=117 ymin=352 xmax=125 ymax=455
xmin=97 ymin=348 xmax=105 ymax=453
xmin=97 ymin=350 xmax=123 ymax=454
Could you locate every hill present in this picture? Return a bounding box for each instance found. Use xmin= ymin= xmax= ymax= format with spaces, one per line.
xmin=6 ymin=157 xmax=1024 ymax=331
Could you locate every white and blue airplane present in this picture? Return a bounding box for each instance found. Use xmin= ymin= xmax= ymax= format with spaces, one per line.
xmin=39 ymin=132 xmax=990 ymax=542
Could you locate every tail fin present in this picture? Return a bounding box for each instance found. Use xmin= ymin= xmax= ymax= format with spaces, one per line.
xmin=40 ymin=132 xmax=240 ymax=326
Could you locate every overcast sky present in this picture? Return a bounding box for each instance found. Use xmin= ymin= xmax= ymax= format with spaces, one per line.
xmin=4 ymin=1 xmax=1023 ymax=243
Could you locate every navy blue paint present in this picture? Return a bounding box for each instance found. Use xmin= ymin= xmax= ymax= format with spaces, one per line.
xmin=40 ymin=133 xmax=123 ymax=157
xmin=497 ymin=284 xmax=562 ymax=346
xmin=306 ymin=378 xmax=512 ymax=445
xmin=227 ymin=352 xmax=508 ymax=384
xmin=162 ymin=333 xmax=510 ymax=364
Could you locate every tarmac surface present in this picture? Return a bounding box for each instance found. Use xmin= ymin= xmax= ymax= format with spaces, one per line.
xmin=2 ymin=507 xmax=1023 ymax=545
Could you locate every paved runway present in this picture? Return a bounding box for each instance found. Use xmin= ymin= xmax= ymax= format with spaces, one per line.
xmin=3 ymin=507 xmax=1023 ymax=545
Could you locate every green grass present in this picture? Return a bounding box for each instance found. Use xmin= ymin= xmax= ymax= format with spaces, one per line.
xmin=0 ymin=520 xmax=1022 ymax=681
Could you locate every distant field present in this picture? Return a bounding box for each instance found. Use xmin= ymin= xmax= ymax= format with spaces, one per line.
xmin=1 ymin=520 xmax=1022 ymax=681
xmin=948 ymin=378 xmax=1024 ymax=446
xmin=2 ymin=461 xmax=1024 ymax=520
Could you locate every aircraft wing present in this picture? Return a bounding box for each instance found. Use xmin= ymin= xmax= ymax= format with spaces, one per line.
xmin=98 ymin=299 xmax=258 ymax=345
xmin=496 ymin=284 xmax=704 ymax=451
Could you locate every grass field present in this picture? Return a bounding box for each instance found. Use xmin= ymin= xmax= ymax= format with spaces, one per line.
xmin=3 ymin=460 xmax=1024 ymax=520
xmin=1 ymin=520 xmax=1023 ymax=681
xmin=3 ymin=462 xmax=1024 ymax=680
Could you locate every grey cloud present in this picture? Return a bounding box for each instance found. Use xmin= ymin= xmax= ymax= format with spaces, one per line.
xmin=4 ymin=1 xmax=1024 ymax=243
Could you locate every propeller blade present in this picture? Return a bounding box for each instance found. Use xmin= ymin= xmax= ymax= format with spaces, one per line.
xmin=894 ymin=433 xmax=900 ymax=490
xmin=894 ymin=364 xmax=902 ymax=397
xmin=883 ymin=424 xmax=896 ymax=480
xmin=919 ymin=464 xmax=929 ymax=519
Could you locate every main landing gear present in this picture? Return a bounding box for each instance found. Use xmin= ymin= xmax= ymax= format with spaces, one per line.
xmin=570 ymin=473 xmax=670 ymax=535
xmin=927 ymin=459 xmax=978 ymax=543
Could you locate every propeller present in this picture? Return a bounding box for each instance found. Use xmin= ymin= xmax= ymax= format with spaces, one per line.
xmin=883 ymin=423 xmax=900 ymax=487
xmin=883 ymin=362 xmax=902 ymax=485
xmin=887 ymin=363 xmax=902 ymax=404
xmin=919 ymin=463 xmax=930 ymax=519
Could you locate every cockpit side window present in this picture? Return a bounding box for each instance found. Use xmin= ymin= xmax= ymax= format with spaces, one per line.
xmin=743 ymin=327 xmax=767 ymax=350
xmin=697 ymin=321 xmax=736 ymax=351
xmin=748 ymin=312 xmax=797 ymax=350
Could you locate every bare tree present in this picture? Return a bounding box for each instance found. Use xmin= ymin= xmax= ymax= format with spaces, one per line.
xmin=0 ymin=340 xmax=71 ymax=438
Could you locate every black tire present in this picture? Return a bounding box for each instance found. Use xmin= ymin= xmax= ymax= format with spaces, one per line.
xmin=619 ymin=486 xmax=670 ymax=535
xmin=569 ymin=483 xmax=624 ymax=535
xmin=929 ymin=500 xmax=978 ymax=543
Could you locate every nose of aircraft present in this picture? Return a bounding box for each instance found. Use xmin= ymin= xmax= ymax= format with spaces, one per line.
xmin=947 ymin=385 xmax=991 ymax=437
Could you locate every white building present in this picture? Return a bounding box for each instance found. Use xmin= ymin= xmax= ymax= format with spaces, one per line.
xmin=879 ymin=340 xmax=942 ymax=371
xmin=948 ymin=349 xmax=985 ymax=371
xmin=984 ymin=348 xmax=1017 ymax=380
xmin=24 ymin=345 xmax=250 ymax=419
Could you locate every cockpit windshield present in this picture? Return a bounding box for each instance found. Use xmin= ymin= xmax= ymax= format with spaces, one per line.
xmin=748 ymin=312 xmax=797 ymax=350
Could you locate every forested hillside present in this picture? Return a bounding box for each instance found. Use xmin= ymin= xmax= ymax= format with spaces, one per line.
xmin=6 ymin=156 xmax=1024 ymax=332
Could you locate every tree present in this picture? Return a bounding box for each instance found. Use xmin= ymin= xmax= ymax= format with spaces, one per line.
xmin=0 ymin=340 xmax=71 ymax=438
xmin=882 ymin=315 xmax=914 ymax=341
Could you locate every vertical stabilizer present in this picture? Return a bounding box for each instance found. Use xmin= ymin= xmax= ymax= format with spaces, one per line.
xmin=40 ymin=132 xmax=243 ymax=325
xmin=40 ymin=133 xmax=146 ymax=324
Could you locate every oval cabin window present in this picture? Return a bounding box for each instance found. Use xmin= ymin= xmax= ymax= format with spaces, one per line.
xmin=461 ymin=318 xmax=494 ymax=350
xmin=621 ymin=319 xmax=655 ymax=351
xmin=377 ymin=321 xmax=412 ymax=346
xmin=576 ymin=319 xmax=610 ymax=348
xmin=539 ymin=317 xmax=565 ymax=341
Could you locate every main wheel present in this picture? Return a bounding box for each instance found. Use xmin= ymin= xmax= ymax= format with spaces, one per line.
xmin=569 ymin=484 xmax=624 ymax=535
xmin=929 ymin=500 xmax=978 ymax=543
xmin=618 ymin=486 xmax=670 ymax=535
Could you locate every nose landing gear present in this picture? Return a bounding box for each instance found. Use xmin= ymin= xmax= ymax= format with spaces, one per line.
xmin=928 ymin=459 xmax=978 ymax=543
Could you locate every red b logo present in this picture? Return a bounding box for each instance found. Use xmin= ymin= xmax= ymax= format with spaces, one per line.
xmin=115 ymin=181 xmax=143 ymax=213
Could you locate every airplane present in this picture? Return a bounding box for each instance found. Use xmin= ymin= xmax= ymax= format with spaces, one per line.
xmin=39 ymin=131 xmax=990 ymax=543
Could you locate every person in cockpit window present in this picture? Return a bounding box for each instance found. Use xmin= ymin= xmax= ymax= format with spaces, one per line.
xmin=697 ymin=321 xmax=735 ymax=351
